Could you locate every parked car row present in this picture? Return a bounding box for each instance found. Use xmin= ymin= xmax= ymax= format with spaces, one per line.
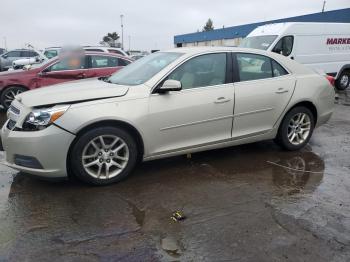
xmin=0 ymin=52 xmax=132 ymax=109
xmin=0 ymin=46 xmax=133 ymax=72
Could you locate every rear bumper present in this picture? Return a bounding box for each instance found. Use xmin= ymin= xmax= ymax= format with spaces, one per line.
xmin=1 ymin=121 xmax=75 ymax=178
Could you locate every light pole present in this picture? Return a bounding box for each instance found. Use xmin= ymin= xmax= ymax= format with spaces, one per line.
xmin=120 ymin=14 xmax=124 ymax=50
xmin=128 ymin=35 xmax=131 ymax=51
xmin=3 ymin=37 xmax=7 ymax=50
xmin=322 ymin=1 xmax=326 ymax=12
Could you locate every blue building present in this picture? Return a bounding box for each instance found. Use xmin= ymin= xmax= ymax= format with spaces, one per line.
xmin=174 ymin=8 xmax=350 ymax=47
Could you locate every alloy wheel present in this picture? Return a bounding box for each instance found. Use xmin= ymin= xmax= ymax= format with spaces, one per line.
xmin=287 ymin=113 xmax=311 ymax=145
xmin=82 ymin=135 xmax=129 ymax=179
xmin=4 ymin=89 xmax=24 ymax=108
xmin=340 ymin=74 xmax=349 ymax=88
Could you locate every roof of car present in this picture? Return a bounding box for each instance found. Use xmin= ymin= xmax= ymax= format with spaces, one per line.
xmin=163 ymin=46 xmax=272 ymax=55
xmin=83 ymin=51 xmax=131 ymax=59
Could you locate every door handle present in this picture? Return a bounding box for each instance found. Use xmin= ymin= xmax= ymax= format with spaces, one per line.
xmin=214 ymin=97 xmax=231 ymax=104
xmin=275 ymin=88 xmax=289 ymax=94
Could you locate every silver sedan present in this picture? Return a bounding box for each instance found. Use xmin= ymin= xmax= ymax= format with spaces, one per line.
xmin=1 ymin=47 xmax=335 ymax=185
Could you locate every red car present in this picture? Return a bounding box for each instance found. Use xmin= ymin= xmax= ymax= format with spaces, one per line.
xmin=0 ymin=52 xmax=132 ymax=109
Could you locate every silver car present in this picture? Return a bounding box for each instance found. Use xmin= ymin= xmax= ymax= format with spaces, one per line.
xmin=1 ymin=47 xmax=335 ymax=185
xmin=0 ymin=49 xmax=41 ymax=71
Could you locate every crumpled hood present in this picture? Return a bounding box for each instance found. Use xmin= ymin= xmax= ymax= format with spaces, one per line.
xmin=17 ymin=78 xmax=129 ymax=107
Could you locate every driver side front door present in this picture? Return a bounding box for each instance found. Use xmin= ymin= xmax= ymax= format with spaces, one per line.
xmin=146 ymin=52 xmax=235 ymax=157
xmin=37 ymin=56 xmax=88 ymax=87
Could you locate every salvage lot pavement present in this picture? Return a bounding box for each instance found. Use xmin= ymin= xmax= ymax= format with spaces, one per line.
xmin=0 ymin=90 xmax=349 ymax=261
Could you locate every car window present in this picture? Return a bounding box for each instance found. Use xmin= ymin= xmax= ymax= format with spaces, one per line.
xmin=272 ymin=60 xmax=288 ymax=77
xmin=118 ymin=58 xmax=130 ymax=66
xmin=237 ymin=53 xmax=273 ymax=81
xmin=4 ymin=51 xmax=21 ymax=58
xmin=90 ymin=55 xmax=129 ymax=68
xmin=272 ymin=36 xmax=294 ymax=56
xmin=21 ymin=50 xmax=38 ymax=57
xmin=47 ymin=57 xmax=86 ymax=72
xmin=44 ymin=50 xmax=58 ymax=59
xmin=166 ymin=53 xmax=227 ymax=89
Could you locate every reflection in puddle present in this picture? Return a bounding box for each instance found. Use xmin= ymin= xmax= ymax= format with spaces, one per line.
xmin=269 ymin=155 xmax=324 ymax=195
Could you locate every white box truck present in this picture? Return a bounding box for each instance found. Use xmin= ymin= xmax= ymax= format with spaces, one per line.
xmin=240 ymin=22 xmax=350 ymax=90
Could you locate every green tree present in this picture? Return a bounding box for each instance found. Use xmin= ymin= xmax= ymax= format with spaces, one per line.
xmin=203 ymin=18 xmax=214 ymax=32
xmin=101 ymin=32 xmax=120 ymax=47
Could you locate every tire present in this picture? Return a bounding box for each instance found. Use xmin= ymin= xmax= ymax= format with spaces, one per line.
xmin=0 ymin=86 xmax=27 ymax=110
xmin=336 ymin=71 xmax=350 ymax=90
xmin=274 ymin=106 xmax=315 ymax=151
xmin=70 ymin=126 xmax=139 ymax=185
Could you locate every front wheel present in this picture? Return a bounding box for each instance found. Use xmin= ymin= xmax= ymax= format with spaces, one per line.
xmin=0 ymin=86 xmax=27 ymax=110
xmin=275 ymin=106 xmax=315 ymax=151
xmin=70 ymin=126 xmax=138 ymax=185
xmin=336 ymin=71 xmax=350 ymax=90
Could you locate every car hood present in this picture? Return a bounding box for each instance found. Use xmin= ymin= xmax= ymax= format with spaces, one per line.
xmin=17 ymin=78 xmax=129 ymax=107
xmin=0 ymin=68 xmax=30 ymax=76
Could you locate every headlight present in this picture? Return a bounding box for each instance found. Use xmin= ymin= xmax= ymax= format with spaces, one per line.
xmin=24 ymin=105 xmax=70 ymax=129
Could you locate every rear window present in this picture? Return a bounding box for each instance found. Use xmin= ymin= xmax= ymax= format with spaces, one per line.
xmin=90 ymin=55 xmax=130 ymax=68
xmin=236 ymin=53 xmax=288 ymax=81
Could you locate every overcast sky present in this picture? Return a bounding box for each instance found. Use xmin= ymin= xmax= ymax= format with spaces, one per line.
xmin=1 ymin=0 xmax=349 ymax=51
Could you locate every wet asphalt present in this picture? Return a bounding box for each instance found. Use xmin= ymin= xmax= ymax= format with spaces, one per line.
xmin=0 ymin=91 xmax=350 ymax=261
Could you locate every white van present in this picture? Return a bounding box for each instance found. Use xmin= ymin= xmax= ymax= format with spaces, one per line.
xmin=240 ymin=22 xmax=350 ymax=90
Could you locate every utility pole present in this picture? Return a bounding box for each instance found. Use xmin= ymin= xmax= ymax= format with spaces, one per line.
xmin=322 ymin=1 xmax=326 ymax=13
xmin=120 ymin=14 xmax=124 ymax=50
xmin=128 ymin=35 xmax=131 ymax=51
xmin=3 ymin=37 xmax=7 ymax=50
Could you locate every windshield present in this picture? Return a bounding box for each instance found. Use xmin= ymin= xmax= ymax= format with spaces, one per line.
xmin=108 ymin=52 xmax=183 ymax=85
xmin=240 ymin=35 xmax=278 ymax=50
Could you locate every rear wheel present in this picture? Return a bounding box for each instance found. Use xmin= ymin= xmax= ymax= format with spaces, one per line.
xmin=70 ymin=126 xmax=138 ymax=185
xmin=275 ymin=106 xmax=315 ymax=151
xmin=0 ymin=86 xmax=27 ymax=110
xmin=336 ymin=71 xmax=350 ymax=90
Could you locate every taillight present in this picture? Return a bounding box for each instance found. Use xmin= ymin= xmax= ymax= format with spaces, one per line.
xmin=326 ymin=75 xmax=335 ymax=87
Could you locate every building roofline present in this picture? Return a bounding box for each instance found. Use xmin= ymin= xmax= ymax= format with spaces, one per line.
xmin=174 ymin=7 xmax=350 ymax=44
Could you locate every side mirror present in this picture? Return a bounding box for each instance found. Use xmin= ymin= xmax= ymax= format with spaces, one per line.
xmin=158 ymin=80 xmax=182 ymax=93
xmin=2 ymin=54 xmax=8 ymax=59
xmin=38 ymin=71 xmax=47 ymax=77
